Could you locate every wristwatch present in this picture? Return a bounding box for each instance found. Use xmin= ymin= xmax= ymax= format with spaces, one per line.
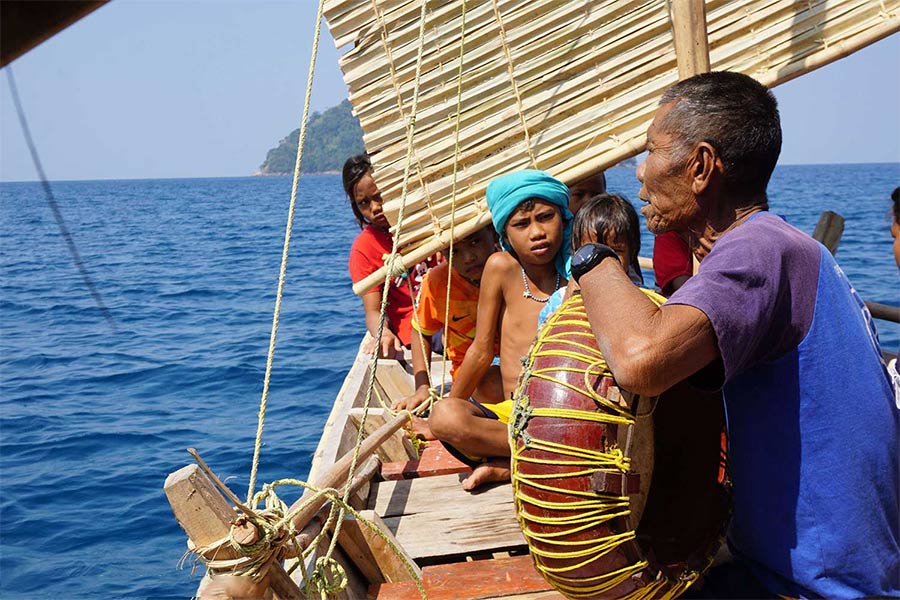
xmin=571 ymin=243 xmax=620 ymax=284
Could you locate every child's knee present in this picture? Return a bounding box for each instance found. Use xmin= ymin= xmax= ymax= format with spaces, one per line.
xmin=428 ymin=398 xmax=467 ymax=443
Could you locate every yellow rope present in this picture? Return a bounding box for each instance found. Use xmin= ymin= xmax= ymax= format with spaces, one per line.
xmin=246 ymin=0 xmax=326 ymax=503
xmin=510 ymin=290 xmax=700 ymax=599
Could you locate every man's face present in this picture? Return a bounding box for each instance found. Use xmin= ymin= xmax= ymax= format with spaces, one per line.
xmin=354 ymin=172 xmax=390 ymax=230
xmin=504 ymin=200 xmax=563 ymax=267
xmin=636 ymin=103 xmax=701 ymax=235
xmin=453 ymin=228 xmax=496 ymax=285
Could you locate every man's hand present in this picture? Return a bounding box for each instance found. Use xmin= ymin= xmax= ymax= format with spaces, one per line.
xmin=393 ymin=384 xmax=431 ymax=413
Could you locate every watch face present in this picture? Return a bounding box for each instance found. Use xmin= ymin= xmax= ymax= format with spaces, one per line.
xmin=573 ymin=243 xmax=598 ymax=268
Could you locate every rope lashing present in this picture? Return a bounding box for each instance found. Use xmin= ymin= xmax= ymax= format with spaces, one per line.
xmin=183 ymin=471 xmax=426 ymax=599
xmin=490 ymin=0 xmax=537 ymax=168
xmin=511 ymin=290 xmax=700 ymax=599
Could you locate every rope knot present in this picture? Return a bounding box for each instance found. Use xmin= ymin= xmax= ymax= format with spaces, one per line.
xmin=510 ymin=397 xmax=533 ymax=440
xmin=307 ymin=556 xmax=348 ymax=599
xmin=383 ymin=252 xmax=408 ymax=279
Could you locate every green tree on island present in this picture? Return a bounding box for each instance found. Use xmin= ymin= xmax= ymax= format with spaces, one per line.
xmin=257 ymin=99 xmax=365 ymax=175
xmin=258 ymin=98 xmax=638 ymax=175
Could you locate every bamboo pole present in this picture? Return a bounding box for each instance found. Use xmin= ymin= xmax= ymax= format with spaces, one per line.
xmin=866 ymin=301 xmax=900 ymax=324
xmin=287 ymin=410 xmax=411 ymax=532
xmin=670 ymin=0 xmax=710 ymax=79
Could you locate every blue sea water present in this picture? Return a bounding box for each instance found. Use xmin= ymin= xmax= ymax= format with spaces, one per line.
xmin=0 ymin=165 xmax=897 ymax=598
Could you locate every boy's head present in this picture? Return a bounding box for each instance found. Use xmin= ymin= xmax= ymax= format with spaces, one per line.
xmin=452 ymin=226 xmax=497 ymax=286
xmin=486 ymin=170 xmax=572 ymax=276
xmin=568 ymin=171 xmax=607 ymax=215
xmin=571 ymin=193 xmax=641 ymax=274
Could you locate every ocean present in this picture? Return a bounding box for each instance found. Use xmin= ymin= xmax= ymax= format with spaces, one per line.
xmin=1 ymin=164 xmax=898 ymax=598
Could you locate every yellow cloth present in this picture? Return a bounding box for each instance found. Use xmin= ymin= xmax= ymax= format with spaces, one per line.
xmin=481 ymin=399 xmax=513 ymax=424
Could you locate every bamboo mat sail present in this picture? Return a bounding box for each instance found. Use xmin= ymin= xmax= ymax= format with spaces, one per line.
xmin=323 ymin=0 xmax=899 ymax=295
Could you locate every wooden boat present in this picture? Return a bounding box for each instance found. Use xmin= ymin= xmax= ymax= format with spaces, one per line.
xmin=161 ymin=1 xmax=899 ymax=598
xmin=6 ymin=1 xmax=897 ymax=598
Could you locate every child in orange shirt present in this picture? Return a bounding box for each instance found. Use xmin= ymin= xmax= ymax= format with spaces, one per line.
xmin=392 ymin=226 xmax=501 ymax=413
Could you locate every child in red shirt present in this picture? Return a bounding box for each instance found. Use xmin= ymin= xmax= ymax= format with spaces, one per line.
xmin=344 ymin=154 xmax=435 ymax=358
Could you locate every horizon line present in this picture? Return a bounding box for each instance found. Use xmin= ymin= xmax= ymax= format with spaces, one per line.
xmin=1 ymin=160 xmax=898 ymax=185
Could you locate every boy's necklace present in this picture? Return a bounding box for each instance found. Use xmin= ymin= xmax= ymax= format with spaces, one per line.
xmin=521 ymin=267 xmax=560 ymax=303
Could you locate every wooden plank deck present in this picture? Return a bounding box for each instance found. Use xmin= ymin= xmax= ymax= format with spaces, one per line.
xmin=381 ymin=441 xmax=472 ymax=480
xmin=369 ymin=555 xmax=562 ymax=600
xmin=369 ymin=473 xmax=527 ymax=560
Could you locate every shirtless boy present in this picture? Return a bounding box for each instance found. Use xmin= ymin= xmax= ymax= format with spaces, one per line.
xmin=427 ymin=170 xmax=572 ymax=490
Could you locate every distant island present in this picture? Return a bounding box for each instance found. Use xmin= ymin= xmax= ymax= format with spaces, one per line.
xmin=257 ymin=99 xmax=638 ymax=175
xmin=256 ymin=99 xmax=365 ymax=176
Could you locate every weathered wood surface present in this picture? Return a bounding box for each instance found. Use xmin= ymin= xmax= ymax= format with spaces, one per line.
xmin=369 ymin=555 xmax=559 ymax=600
xmin=349 ymin=407 xmax=418 ymax=463
xmin=381 ymin=440 xmax=471 ymax=481
xmin=288 ymin=411 xmax=412 ymax=534
xmin=670 ymin=0 xmax=710 ymax=79
xmin=337 ymin=509 xmax=422 ymax=584
xmin=370 ymin=474 xmax=526 ymax=560
xmin=812 ymin=210 xmax=845 ymax=256
xmin=866 ymin=301 xmax=900 ymax=324
xmin=164 ymin=464 xmax=303 ymax=599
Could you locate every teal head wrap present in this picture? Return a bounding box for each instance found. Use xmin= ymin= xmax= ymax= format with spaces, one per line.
xmin=485 ymin=169 xmax=572 ymax=277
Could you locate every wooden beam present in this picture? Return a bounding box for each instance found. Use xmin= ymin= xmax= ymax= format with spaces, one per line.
xmin=811 ymin=210 xmax=845 ymax=256
xmin=369 ymin=555 xmax=557 ymax=600
xmin=287 ymin=411 xmax=412 ymax=533
xmin=371 ymin=474 xmax=526 ymax=560
xmin=164 ymin=464 xmax=304 ymax=600
xmin=866 ymin=301 xmax=900 ymax=324
xmin=1 ymin=1 xmax=108 ymax=68
xmin=348 ymin=408 xmax=417 ymax=463
xmin=336 ymin=509 xmax=421 ymax=584
xmin=670 ymin=0 xmax=710 ymax=79
xmin=381 ymin=441 xmax=470 ymax=481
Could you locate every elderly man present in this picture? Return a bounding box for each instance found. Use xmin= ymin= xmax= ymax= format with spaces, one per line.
xmin=573 ymin=72 xmax=898 ymax=598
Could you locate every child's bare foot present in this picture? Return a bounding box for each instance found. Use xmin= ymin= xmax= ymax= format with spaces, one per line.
xmin=461 ymin=459 xmax=510 ymax=491
xmin=409 ymin=416 xmax=437 ymax=440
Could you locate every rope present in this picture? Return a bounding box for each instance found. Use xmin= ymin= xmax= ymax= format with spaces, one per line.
xmin=319 ymin=0 xmax=433 ymax=589
xmin=246 ymin=0 xmax=327 ymax=503
xmin=510 ymin=290 xmax=705 ymax=599
xmin=436 ymin=0 xmax=470 ymax=412
xmin=184 ymin=476 xmax=425 ymax=599
xmin=490 ymin=0 xmax=538 ymax=168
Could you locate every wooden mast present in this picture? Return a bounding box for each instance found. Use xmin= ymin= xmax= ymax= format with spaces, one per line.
xmin=669 ymin=0 xmax=710 ymax=275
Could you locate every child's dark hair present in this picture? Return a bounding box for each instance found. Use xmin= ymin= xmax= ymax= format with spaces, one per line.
xmin=571 ymin=193 xmax=642 ymax=276
xmin=342 ymin=153 xmax=372 ymax=229
xmin=892 ymin=187 xmax=899 ymax=223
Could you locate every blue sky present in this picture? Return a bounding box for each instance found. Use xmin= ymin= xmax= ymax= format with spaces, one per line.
xmin=1 ymin=1 xmax=897 ymax=182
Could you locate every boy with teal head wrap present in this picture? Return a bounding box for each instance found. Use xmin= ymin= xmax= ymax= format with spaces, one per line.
xmin=486 ymin=169 xmax=573 ymax=277
xmin=419 ymin=169 xmax=572 ymax=492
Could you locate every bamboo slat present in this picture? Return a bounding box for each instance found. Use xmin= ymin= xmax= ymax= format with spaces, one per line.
xmin=322 ymin=0 xmax=900 ymax=295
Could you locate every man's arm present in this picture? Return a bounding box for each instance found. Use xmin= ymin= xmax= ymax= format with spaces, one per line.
xmin=580 ymin=259 xmax=719 ymax=396
xmin=362 ymin=292 xmax=403 ymax=359
xmin=448 ymin=255 xmax=506 ymax=400
xmin=393 ymin=329 xmax=433 ymax=411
